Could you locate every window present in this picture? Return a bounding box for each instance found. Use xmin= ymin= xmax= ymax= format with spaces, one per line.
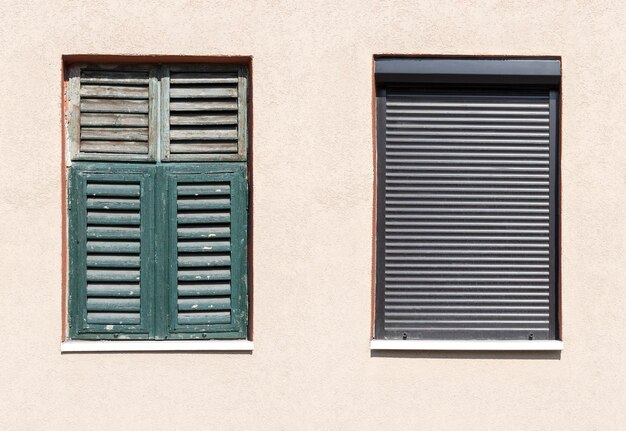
xmin=374 ymin=58 xmax=560 ymax=342
xmin=65 ymin=62 xmax=249 ymax=340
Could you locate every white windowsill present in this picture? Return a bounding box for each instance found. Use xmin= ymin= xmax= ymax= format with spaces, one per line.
xmin=61 ymin=340 xmax=254 ymax=352
xmin=370 ymin=340 xmax=563 ymax=351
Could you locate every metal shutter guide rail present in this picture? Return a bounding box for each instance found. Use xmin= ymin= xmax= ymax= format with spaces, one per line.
xmin=370 ymin=339 xmax=563 ymax=351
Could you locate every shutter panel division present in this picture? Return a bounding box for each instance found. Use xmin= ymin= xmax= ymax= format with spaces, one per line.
xmin=161 ymin=65 xmax=248 ymax=161
xmin=162 ymin=164 xmax=248 ymax=339
xmin=67 ymin=65 xmax=158 ymax=161
xmin=377 ymin=87 xmax=558 ymax=341
xmin=68 ymin=164 xmax=155 ymax=339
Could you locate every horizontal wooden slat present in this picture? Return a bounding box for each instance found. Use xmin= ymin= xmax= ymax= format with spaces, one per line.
xmin=86 ymin=240 xmax=140 ymax=254
xmin=87 ymin=198 xmax=141 ymax=210
xmin=177 ymin=241 xmax=231 ymax=253
xmin=86 ymin=226 xmax=141 ymax=240
xmin=81 ymin=99 xmax=149 ymax=113
xmin=170 ymin=87 xmax=237 ymax=99
xmin=170 ymin=72 xmax=238 ymax=84
xmin=177 ymin=269 xmax=231 ymax=281
xmin=87 ymin=312 xmax=140 ymax=325
xmin=177 ymin=226 xmax=230 ymax=239
xmin=81 ymin=85 xmax=149 ymax=99
xmin=86 ymin=183 xmax=140 ymax=197
xmin=177 ymin=212 xmax=230 ymax=224
xmin=86 ymin=269 xmax=141 ymax=282
xmin=177 ymin=184 xmax=230 ymax=195
xmin=178 ymin=255 xmax=231 ymax=267
xmin=169 ymin=100 xmax=238 ymax=111
xmin=81 ymin=127 xmax=149 ymax=141
xmin=81 ymin=70 xmax=149 ymax=85
xmin=176 ymin=198 xmax=230 ymax=210
xmin=87 ymin=298 xmax=141 ymax=312
xmin=87 ymin=283 xmax=140 ymax=297
xmin=170 ymin=113 xmax=238 ymax=126
xmin=169 ymin=143 xmax=238 ymax=153
xmin=170 ymin=128 xmax=237 ymax=140
xmin=177 ymin=283 xmax=231 ymax=297
xmin=80 ymin=141 xmax=149 ymax=154
xmin=86 ymin=255 xmax=141 ymax=268
xmin=177 ymin=311 xmax=231 ymax=325
xmin=177 ymin=297 xmax=231 ymax=311
xmin=87 ymin=211 xmax=141 ymax=225
xmin=81 ymin=113 xmax=149 ymax=127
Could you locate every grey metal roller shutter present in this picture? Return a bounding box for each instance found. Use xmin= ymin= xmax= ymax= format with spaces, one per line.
xmin=376 ymin=86 xmax=559 ymax=340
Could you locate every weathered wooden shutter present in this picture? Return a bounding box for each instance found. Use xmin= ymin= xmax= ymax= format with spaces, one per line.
xmin=161 ymin=65 xmax=248 ymax=161
xmin=68 ymin=164 xmax=155 ymax=339
xmin=66 ymin=65 xmax=158 ymax=161
xmin=161 ymin=164 xmax=248 ymax=339
xmin=376 ymin=87 xmax=558 ymax=340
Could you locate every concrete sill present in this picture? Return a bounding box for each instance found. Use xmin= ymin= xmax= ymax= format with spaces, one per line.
xmin=61 ymin=340 xmax=254 ymax=353
xmin=370 ymin=340 xmax=563 ymax=351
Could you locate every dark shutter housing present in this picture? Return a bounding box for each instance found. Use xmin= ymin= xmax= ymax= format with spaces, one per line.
xmin=375 ymin=58 xmax=560 ymax=341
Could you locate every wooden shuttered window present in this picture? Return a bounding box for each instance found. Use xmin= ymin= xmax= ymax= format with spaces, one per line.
xmin=374 ymin=58 xmax=560 ymax=341
xmin=68 ymin=163 xmax=248 ymax=340
xmin=66 ymin=63 xmax=248 ymax=163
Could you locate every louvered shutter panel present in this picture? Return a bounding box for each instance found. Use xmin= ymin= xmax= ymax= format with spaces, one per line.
xmin=68 ymin=164 xmax=155 ymax=339
xmin=376 ymin=87 xmax=558 ymax=340
xmin=162 ymin=164 xmax=248 ymax=339
xmin=161 ymin=65 xmax=248 ymax=161
xmin=67 ymin=65 xmax=158 ymax=161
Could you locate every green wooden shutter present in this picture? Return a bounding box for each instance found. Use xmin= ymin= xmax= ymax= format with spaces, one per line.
xmin=160 ymin=163 xmax=248 ymax=339
xmin=66 ymin=64 xmax=158 ymax=162
xmin=160 ymin=64 xmax=248 ymax=162
xmin=68 ymin=163 xmax=155 ymax=339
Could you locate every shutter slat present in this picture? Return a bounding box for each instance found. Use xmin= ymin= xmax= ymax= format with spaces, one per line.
xmin=378 ymin=87 xmax=555 ymax=340
xmin=177 ymin=241 xmax=231 ymax=253
xmin=177 ymin=283 xmax=231 ymax=297
xmin=81 ymin=113 xmax=149 ymax=127
xmin=80 ymin=141 xmax=148 ymax=154
xmin=177 ymin=298 xmax=231 ymax=311
xmin=81 ymin=127 xmax=149 ymax=141
xmin=170 ymin=72 xmax=238 ymax=84
xmin=169 ymin=143 xmax=238 ymax=154
xmin=170 ymin=114 xmax=238 ymax=125
xmin=170 ymin=87 xmax=238 ymax=98
xmin=87 ymin=298 xmax=141 ymax=312
xmin=87 ymin=284 xmax=140 ymax=297
xmin=81 ymin=85 xmax=149 ymax=99
xmin=177 ymin=312 xmax=231 ymax=325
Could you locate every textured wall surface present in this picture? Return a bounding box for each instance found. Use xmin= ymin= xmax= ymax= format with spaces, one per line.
xmin=0 ymin=1 xmax=625 ymax=429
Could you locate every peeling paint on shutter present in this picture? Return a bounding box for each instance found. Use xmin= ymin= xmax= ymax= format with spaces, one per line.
xmin=69 ymin=164 xmax=155 ymax=339
xmin=67 ymin=65 xmax=158 ymax=161
xmin=161 ymin=65 xmax=248 ymax=161
xmin=376 ymin=87 xmax=558 ymax=341
xmin=162 ymin=164 xmax=248 ymax=339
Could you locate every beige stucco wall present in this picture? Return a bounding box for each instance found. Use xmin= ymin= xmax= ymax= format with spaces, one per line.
xmin=0 ymin=1 xmax=625 ymax=429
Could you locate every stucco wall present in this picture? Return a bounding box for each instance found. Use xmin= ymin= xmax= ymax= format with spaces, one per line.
xmin=0 ymin=1 xmax=625 ymax=429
